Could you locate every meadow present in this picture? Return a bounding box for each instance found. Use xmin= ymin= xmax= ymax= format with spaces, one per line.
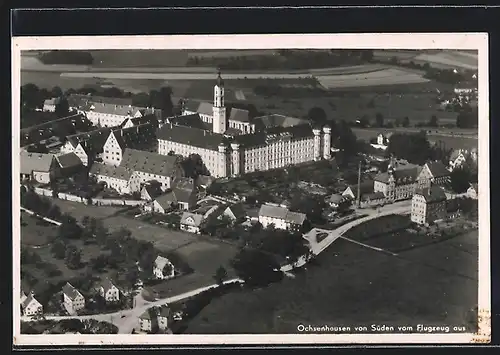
xmin=185 ymin=230 xmax=478 ymax=334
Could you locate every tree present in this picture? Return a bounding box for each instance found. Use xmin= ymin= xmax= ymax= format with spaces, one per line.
xmin=387 ymin=133 xmax=433 ymax=165
xmin=402 ymin=116 xmax=410 ymax=128
xmin=55 ymin=97 xmax=70 ymax=117
xmin=375 ymin=113 xmax=384 ymax=127
xmin=394 ymin=117 xmax=402 ymax=127
xmin=51 ymin=240 xmax=67 ymax=259
xmin=450 ymin=167 xmax=472 ymax=193
xmin=456 ymin=110 xmax=477 ymax=128
xmin=21 ymin=83 xmax=44 ymax=110
xmin=358 ymin=115 xmax=370 ymax=128
xmin=65 ymin=244 xmax=82 ymax=269
xmin=335 ymin=120 xmax=358 ymax=159
xmin=429 ymin=115 xmax=439 ymax=127
xmin=360 ymin=50 xmax=374 ymax=62
xmin=213 ymin=266 xmax=228 ymax=285
xmin=231 ymin=249 xmax=283 ymax=287
xmin=51 ymin=86 xmax=63 ymax=97
xmin=308 ymin=107 xmax=327 ymax=124
xmin=58 ymin=214 xmax=82 ymax=239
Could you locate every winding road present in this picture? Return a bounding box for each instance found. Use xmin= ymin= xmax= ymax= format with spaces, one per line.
xmin=21 ymin=201 xmax=411 ymax=333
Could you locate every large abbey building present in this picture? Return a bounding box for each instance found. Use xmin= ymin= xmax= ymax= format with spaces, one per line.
xmin=156 ymin=71 xmax=333 ymax=178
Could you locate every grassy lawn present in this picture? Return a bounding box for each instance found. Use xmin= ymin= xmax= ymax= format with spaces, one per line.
xmin=50 ymin=198 xmax=123 ymax=221
xmin=21 ymin=212 xmax=58 ymax=247
xmin=184 ymin=233 xmax=478 ymax=334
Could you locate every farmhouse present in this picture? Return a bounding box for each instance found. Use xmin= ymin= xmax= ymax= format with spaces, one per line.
xmin=98 ymin=278 xmax=120 ymax=303
xmin=258 ymin=203 xmax=306 ymax=231
xmin=180 ymin=212 xmax=205 ymax=233
xmin=20 ymin=151 xmax=59 ymax=184
xmin=467 ymin=183 xmax=478 ymax=199
xmin=411 ymin=185 xmax=447 ymax=225
xmin=62 ymin=282 xmax=85 ymax=315
xmin=101 ymin=120 xmax=157 ymax=166
xmin=21 ymin=292 xmax=43 ymax=317
xmin=158 ymin=71 xmax=332 ymax=178
xmin=43 ymin=97 xmax=60 ymax=112
xmin=153 ymin=256 xmax=175 ymax=280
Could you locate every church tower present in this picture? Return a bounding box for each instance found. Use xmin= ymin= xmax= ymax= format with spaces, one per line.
xmin=387 ymin=155 xmax=396 ymax=201
xmin=212 ymin=70 xmax=227 ymax=134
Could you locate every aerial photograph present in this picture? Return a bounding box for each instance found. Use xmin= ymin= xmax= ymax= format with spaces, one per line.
xmin=17 ymin=48 xmax=479 ymax=336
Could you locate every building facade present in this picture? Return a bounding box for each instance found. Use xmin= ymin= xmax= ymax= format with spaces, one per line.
xmin=158 ymin=71 xmax=332 ymax=178
xmin=411 ymin=185 xmax=448 ymax=225
xmin=258 ymin=203 xmax=306 ymax=230
xmin=62 ymin=282 xmax=85 ymax=315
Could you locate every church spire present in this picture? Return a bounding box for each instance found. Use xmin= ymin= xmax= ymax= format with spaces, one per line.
xmin=216 ymin=68 xmax=224 ymax=87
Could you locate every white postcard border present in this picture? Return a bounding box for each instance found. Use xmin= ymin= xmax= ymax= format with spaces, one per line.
xmin=12 ymin=33 xmax=490 ymax=346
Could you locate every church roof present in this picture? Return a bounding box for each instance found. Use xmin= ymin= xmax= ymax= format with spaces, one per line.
xmin=156 ymin=123 xmax=227 ymax=151
xmin=184 ymin=101 xmax=213 ymax=116
xmin=229 ymin=108 xmax=251 ymax=122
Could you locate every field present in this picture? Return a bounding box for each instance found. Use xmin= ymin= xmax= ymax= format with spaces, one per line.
xmin=409 ymin=51 xmax=478 ymax=70
xmin=316 ymin=68 xmax=430 ymax=89
xmin=188 ymin=50 xmax=280 ymax=59
xmin=49 ymin=199 xmax=239 ymax=293
xmin=20 ymin=211 xmax=58 ymax=247
xmin=90 ymin=50 xmax=189 ymax=68
xmin=185 ymin=230 xmax=478 ymax=334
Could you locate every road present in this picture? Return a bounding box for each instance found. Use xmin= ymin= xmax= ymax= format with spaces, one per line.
xmin=281 ymin=200 xmax=411 ymax=272
xmin=21 ymin=278 xmax=243 ymax=334
xmin=21 ymin=201 xmax=411 ymax=333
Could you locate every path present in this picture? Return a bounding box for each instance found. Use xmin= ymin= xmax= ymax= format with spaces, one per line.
xmin=21 ymin=278 xmax=243 ymax=334
xmin=281 ymin=200 xmax=411 ymax=272
xmin=21 ymin=200 xmax=412 ymax=333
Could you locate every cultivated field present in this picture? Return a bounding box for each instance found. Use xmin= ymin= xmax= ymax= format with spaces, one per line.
xmin=185 ymin=230 xmax=478 ymax=334
xmin=408 ymin=51 xmax=478 ymax=70
xmin=90 ymin=50 xmax=189 ymax=68
xmin=187 ymin=50 xmax=280 ymax=58
xmin=316 ymin=68 xmax=430 ymax=89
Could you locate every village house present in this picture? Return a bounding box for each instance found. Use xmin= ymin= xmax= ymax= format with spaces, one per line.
xmin=342 ymin=182 xmax=386 ymax=208
xmin=376 ymin=132 xmax=392 ymax=146
xmin=20 ymin=151 xmax=59 ymax=184
xmin=417 ymin=161 xmax=451 ymax=188
xmin=141 ymin=180 xmax=164 ymax=201
xmin=62 ymin=282 xmax=86 ymax=315
xmin=138 ymin=305 xmax=173 ymax=333
xmin=448 ymin=148 xmax=478 ymax=171
xmin=89 ymin=163 xmax=133 ymax=194
xmin=157 ymin=178 xmax=198 ymax=211
xmin=217 ymin=203 xmax=247 ymax=224
xmin=43 ymin=97 xmax=60 ymax=112
xmin=153 ymin=255 xmax=175 ymax=280
xmin=467 ymin=183 xmax=478 ymax=199
xmin=258 ymin=203 xmax=306 ymax=231
xmin=101 ymin=118 xmax=157 ymax=166
xmin=60 ymin=127 xmax=111 ymax=166
xmin=98 ymin=278 xmax=120 ymax=303
xmin=410 ymin=185 xmax=448 ymax=225
xmin=55 ymin=152 xmax=84 ymax=177
xmin=326 ymin=193 xmax=352 ymax=210
xmin=21 ymin=291 xmax=43 ymax=317
xmin=180 ymin=212 xmax=205 ymax=234
xmin=121 ymin=149 xmax=184 ymax=192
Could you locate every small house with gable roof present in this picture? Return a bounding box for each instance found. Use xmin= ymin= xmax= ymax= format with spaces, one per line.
xmin=153 ymin=255 xmax=175 ymax=280
xmin=62 ymin=282 xmax=85 ymax=315
xmin=98 ymin=278 xmax=120 ymax=303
